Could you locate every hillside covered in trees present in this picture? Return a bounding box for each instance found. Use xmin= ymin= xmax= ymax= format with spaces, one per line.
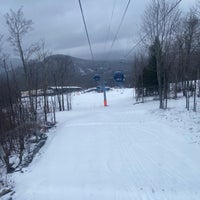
xmin=133 ymin=0 xmax=200 ymax=111
xmin=0 ymin=54 xmax=133 ymax=91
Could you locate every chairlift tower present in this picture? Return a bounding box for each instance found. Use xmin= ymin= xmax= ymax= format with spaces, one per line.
xmin=93 ymin=74 xmax=108 ymax=107
xmin=93 ymin=71 xmax=125 ymax=107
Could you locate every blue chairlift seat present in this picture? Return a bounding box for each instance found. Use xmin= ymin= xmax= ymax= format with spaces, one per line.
xmin=93 ymin=74 xmax=101 ymax=82
xmin=114 ymin=71 xmax=125 ymax=82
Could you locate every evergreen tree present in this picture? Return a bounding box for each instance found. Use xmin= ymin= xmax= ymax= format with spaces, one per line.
xmin=142 ymin=44 xmax=159 ymax=95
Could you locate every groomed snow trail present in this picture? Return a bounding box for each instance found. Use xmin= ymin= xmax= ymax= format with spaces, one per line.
xmin=13 ymin=89 xmax=200 ymax=200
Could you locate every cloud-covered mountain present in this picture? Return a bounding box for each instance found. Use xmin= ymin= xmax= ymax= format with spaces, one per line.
xmin=46 ymin=54 xmax=134 ymax=88
xmin=4 ymin=54 xmax=134 ymax=89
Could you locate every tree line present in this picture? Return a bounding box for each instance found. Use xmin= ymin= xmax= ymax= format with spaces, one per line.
xmin=133 ymin=0 xmax=200 ymax=111
xmin=0 ymin=8 xmax=72 ymax=174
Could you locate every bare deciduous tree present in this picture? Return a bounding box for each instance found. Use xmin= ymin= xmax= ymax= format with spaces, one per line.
xmin=182 ymin=13 xmax=199 ymax=110
xmin=5 ymin=7 xmax=36 ymax=119
xmin=35 ymin=40 xmax=52 ymax=123
xmin=142 ymin=0 xmax=180 ymax=109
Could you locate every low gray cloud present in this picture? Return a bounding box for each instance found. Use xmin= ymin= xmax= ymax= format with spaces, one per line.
xmin=0 ymin=0 xmax=196 ymax=60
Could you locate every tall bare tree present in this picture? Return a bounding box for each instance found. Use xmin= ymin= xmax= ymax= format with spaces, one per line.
xmin=5 ymin=7 xmax=36 ymax=119
xmin=35 ymin=40 xmax=51 ymax=123
xmin=142 ymin=0 xmax=180 ymax=109
xmin=182 ymin=13 xmax=199 ymax=110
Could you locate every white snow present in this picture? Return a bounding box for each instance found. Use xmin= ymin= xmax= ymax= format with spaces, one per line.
xmin=12 ymin=89 xmax=200 ymax=200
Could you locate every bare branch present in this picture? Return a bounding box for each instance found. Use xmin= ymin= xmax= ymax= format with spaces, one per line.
xmin=5 ymin=7 xmax=33 ymax=53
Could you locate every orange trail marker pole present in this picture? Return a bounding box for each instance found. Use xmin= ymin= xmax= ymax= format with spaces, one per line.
xmin=103 ymin=84 xmax=108 ymax=107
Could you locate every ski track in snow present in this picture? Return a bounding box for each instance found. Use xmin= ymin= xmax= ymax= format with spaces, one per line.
xmin=12 ymin=89 xmax=200 ymax=200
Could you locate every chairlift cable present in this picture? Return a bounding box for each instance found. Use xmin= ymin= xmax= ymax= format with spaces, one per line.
xmin=107 ymin=0 xmax=131 ymax=59
xmin=103 ymin=0 xmax=117 ymax=57
xmin=78 ymin=0 xmax=95 ymax=62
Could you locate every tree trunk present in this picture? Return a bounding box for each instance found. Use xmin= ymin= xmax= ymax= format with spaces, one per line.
xmin=193 ymin=79 xmax=197 ymax=112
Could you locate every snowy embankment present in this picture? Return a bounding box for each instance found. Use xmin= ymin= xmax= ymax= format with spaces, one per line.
xmin=11 ymin=88 xmax=200 ymax=200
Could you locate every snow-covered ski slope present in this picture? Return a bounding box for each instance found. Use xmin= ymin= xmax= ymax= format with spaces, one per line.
xmin=13 ymin=89 xmax=200 ymax=200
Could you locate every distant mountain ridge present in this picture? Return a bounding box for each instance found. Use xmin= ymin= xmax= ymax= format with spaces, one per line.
xmin=49 ymin=54 xmax=133 ymax=87
xmin=4 ymin=54 xmax=134 ymax=89
xmin=47 ymin=54 xmax=133 ymax=74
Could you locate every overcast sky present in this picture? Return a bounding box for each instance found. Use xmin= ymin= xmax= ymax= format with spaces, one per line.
xmin=0 ymin=0 xmax=197 ymax=60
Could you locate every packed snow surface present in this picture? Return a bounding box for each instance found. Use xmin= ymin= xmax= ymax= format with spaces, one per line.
xmin=13 ymin=89 xmax=200 ymax=200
